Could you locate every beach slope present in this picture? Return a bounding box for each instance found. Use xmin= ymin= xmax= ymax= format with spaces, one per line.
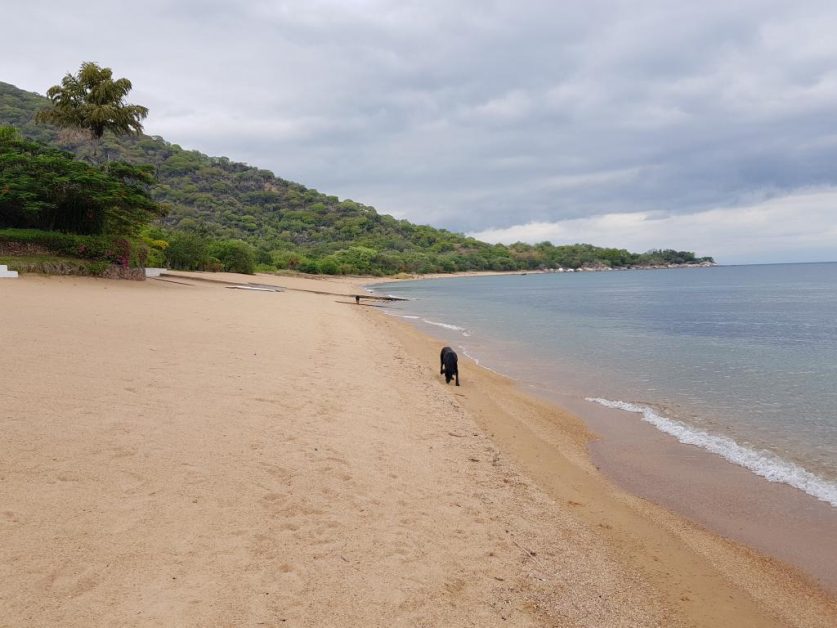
xmin=0 ymin=273 xmax=833 ymax=626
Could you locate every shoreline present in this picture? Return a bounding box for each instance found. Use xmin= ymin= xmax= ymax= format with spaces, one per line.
xmin=358 ymin=262 xmax=718 ymax=284
xmin=368 ymin=274 xmax=837 ymax=590
xmin=2 ymin=272 xmax=834 ymax=625
xmin=366 ymin=306 xmax=836 ymax=624
xmin=543 ymin=390 xmax=837 ymax=591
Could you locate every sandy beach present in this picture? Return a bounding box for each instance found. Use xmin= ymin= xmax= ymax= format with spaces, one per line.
xmin=1 ymin=272 xmax=835 ymax=626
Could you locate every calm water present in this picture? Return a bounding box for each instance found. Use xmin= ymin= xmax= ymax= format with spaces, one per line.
xmin=375 ymin=263 xmax=837 ymax=506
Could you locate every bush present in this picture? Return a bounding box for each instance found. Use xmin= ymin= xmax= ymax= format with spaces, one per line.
xmin=164 ymin=232 xmax=210 ymax=270
xmin=271 ymin=250 xmax=301 ymax=270
xmin=0 ymin=227 xmax=145 ymax=267
xmin=316 ymin=257 xmax=341 ymax=275
xmin=87 ymin=260 xmax=111 ymax=275
xmin=1 ymin=256 xmax=143 ymax=279
xmin=146 ymin=247 xmax=166 ymax=267
xmin=208 ymin=239 xmax=256 ymax=274
xmin=297 ymin=259 xmax=321 ymax=274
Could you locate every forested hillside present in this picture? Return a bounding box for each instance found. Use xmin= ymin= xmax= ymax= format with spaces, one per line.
xmin=1 ymin=81 xmax=714 ymax=274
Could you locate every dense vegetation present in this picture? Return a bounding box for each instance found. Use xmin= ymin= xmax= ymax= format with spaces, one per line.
xmin=0 ymin=128 xmax=162 ymax=236
xmin=0 ymin=125 xmax=164 ymax=275
xmin=0 ymin=227 xmax=149 ymax=272
xmin=1 ymin=80 xmax=714 ymax=275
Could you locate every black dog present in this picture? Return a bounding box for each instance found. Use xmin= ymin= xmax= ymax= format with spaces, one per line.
xmin=440 ymin=346 xmax=460 ymax=386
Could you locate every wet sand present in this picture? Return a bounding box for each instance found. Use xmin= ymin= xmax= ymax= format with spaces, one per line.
xmin=1 ymin=272 xmax=834 ymax=626
xmin=555 ymin=394 xmax=837 ymax=592
xmin=376 ymin=279 xmax=837 ymax=594
xmin=378 ymin=308 xmax=836 ymax=626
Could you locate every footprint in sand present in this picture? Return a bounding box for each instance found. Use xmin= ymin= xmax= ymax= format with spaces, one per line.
xmin=259 ymin=462 xmax=292 ymax=481
xmin=116 ymin=469 xmax=148 ymax=494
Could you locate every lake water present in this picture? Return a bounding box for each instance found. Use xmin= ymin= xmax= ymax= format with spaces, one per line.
xmin=374 ymin=263 xmax=837 ymax=507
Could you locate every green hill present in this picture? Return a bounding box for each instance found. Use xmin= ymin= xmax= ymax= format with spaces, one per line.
xmin=0 ymin=80 xmax=713 ymax=275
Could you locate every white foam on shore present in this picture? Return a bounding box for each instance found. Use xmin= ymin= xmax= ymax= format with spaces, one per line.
xmin=459 ymin=347 xmax=504 ymax=375
xmin=422 ymin=319 xmax=469 ymax=335
xmin=586 ymin=397 xmax=837 ymax=507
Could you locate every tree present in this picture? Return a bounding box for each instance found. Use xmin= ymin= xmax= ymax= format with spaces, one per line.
xmin=164 ymin=233 xmax=211 ymax=270
xmin=0 ymin=126 xmax=164 ymax=235
xmin=209 ymin=239 xmax=256 ymax=274
xmin=35 ymin=62 xmax=148 ymax=161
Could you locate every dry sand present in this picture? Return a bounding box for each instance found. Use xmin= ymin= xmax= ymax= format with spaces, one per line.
xmin=1 ymin=272 xmax=834 ymax=626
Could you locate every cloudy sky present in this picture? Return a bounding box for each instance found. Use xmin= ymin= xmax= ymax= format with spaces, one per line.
xmin=3 ymin=0 xmax=837 ymax=263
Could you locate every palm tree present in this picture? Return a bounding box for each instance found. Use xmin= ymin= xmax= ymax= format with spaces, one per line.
xmin=36 ymin=62 xmax=148 ymax=161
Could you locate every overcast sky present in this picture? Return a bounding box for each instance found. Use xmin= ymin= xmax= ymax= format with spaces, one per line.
xmin=3 ymin=0 xmax=836 ymax=263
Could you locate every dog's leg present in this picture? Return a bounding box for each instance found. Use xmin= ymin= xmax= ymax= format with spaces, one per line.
xmin=455 ymin=371 xmax=460 ymax=386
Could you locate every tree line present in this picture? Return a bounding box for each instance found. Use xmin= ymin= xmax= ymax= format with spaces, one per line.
xmin=0 ymin=66 xmax=714 ymax=276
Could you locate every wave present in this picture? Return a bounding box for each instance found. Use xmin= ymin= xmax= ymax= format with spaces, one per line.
xmin=458 ymin=347 xmax=499 ymax=374
xmin=381 ymin=308 xmax=470 ymax=335
xmin=586 ymin=398 xmax=837 ymax=507
xmin=422 ymin=319 xmax=469 ymax=335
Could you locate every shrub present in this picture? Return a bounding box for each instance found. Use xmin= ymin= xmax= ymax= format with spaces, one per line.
xmin=0 ymin=227 xmax=145 ymax=267
xmin=164 ymin=232 xmax=210 ymax=270
xmin=297 ymin=259 xmax=321 ymax=274
xmin=146 ymin=247 xmax=166 ymax=267
xmin=316 ymin=257 xmax=341 ymax=275
xmin=208 ymin=239 xmax=256 ymax=274
xmin=272 ymin=250 xmax=304 ymax=270
xmin=87 ymin=260 xmax=111 ymax=275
